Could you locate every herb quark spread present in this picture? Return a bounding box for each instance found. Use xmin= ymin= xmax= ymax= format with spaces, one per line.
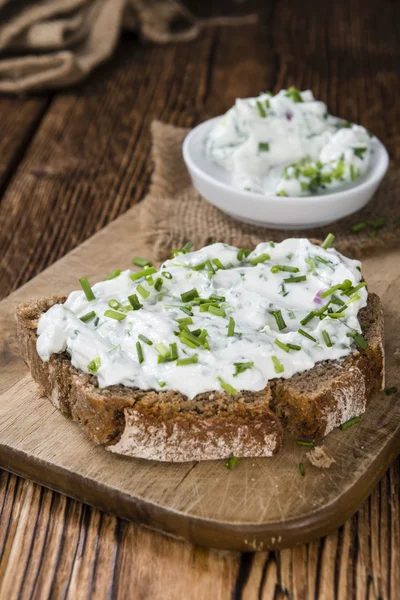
xmin=205 ymin=88 xmax=373 ymax=196
xmin=37 ymin=236 xmax=368 ymax=399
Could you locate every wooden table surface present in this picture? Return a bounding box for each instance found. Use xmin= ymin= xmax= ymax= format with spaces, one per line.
xmin=0 ymin=1 xmax=399 ymax=598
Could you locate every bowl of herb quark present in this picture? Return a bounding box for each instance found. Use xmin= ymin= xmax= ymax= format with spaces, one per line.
xmin=182 ymin=87 xmax=389 ymax=229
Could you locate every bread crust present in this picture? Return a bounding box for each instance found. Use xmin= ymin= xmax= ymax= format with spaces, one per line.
xmin=15 ymin=292 xmax=384 ymax=459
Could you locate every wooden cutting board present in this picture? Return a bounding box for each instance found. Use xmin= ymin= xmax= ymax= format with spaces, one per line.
xmin=0 ymin=206 xmax=399 ymax=552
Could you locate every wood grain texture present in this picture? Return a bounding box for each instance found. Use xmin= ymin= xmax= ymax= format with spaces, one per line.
xmin=0 ymin=0 xmax=399 ymax=596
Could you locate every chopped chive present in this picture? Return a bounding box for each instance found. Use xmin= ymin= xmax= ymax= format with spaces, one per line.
xmin=136 ymin=341 xmax=144 ymax=363
xmin=88 ymin=356 xmax=101 ymax=374
xmin=128 ymin=294 xmax=142 ymax=310
xmin=217 ymin=377 xmax=237 ymax=396
xmin=80 ymin=311 xmax=96 ymax=323
xmin=286 ymin=87 xmax=303 ymax=103
xmin=158 ymin=381 xmax=167 ymax=388
xmin=385 ymin=386 xmax=398 ymax=395
xmin=79 ymin=278 xmax=95 ymax=301
xmin=137 ymin=284 xmax=150 ymax=299
xmin=275 ymin=339 xmax=290 ymax=352
xmin=330 ymin=294 xmax=345 ymax=306
xmin=132 ymin=257 xmax=152 ymax=267
xmin=342 ymin=281 xmax=367 ymax=296
xmin=314 ymin=302 xmax=331 ymax=316
xmin=208 ymin=305 xmax=226 ymax=317
xmin=322 ymin=330 xmax=333 ymax=347
xmin=155 ymin=342 xmax=170 ymax=358
xmin=305 ymin=257 xmax=316 ymax=273
xmin=94 ymin=317 xmax=99 ymax=327
xmin=328 ymin=312 xmax=346 ymax=319
xmin=271 ymin=265 xmax=300 ymax=273
xmin=130 ymin=267 xmax=156 ymax=281
xmin=191 ymin=329 xmax=202 ymax=337
xmin=182 ymin=241 xmax=193 ymax=253
xmin=170 ymin=342 xmax=178 ymax=361
xmin=233 ymin=361 xmax=254 ymax=376
xmin=226 ymin=456 xmax=239 ymax=470
xmin=154 ymin=277 xmax=163 ymax=292
xmin=212 ymin=258 xmax=225 ymax=270
xmin=205 ymin=259 xmax=215 ymax=274
xmin=353 ymin=147 xmax=367 ymax=160
xmin=180 ymin=288 xmax=199 ymax=302
xmin=346 ymin=331 xmax=368 ymax=350
xmin=256 ymin=100 xmax=266 ymax=118
xmin=370 ymin=217 xmax=386 ymax=230
xmin=272 ymin=309 xmax=286 ymax=331
xmin=104 ymin=309 xmax=126 ymax=321
xmin=258 ymin=141 xmax=270 ymax=152
xmin=351 ymin=222 xmax=367 ymax=233
xmin=249 ymin=253 xmax=270 ymax=266
xmin=104 ymin=269 xmax=121 ymax=281
xmin=146 ymin=276 xmax=154 ymax=286
xmin=299 ymin=463 xmax=305 ymax=477
xmin=200 ymin=303 xmax=211 ymax=312
xmin=180 ymin=306 xmax=193 ymax=316
xmin=297 ymin=440 xmax=314 ymax=447
xmin=277 ymin=189 xmax=288 ymax=196
xmin=227 ymin=317 xmax=235 ymax=337
xmin=179 ymin=330 xmax=201 ymax=348
xmin=287 ymin=343 xmax=301 ymax=351
xmin=177 ymin=355 xmax=198 ymax=366
xmin=108 ymin=299 xmax=122 ymax=310
xmin=300 ymin=311 xmax=315 ymax=326
xmin=138 ymin=334 xmax=152 ymax=345
xmin=193 ymin=261 xmax=206 ymax=271
xmin=315 ymin=256 xmax=330 ymax=265
xmin=162 ymin=271 xmax=173 ymax=279
xmin=210 ymin=295 xmax=226 ymax=302
xmin=321 ymin=233 xmax=335 ymax=249
xmin=272 ymin=355 xmax=284 ymax=374
xmin=283 ymin=275 xmax=307 ymax=283
xmin=237 ymin=248 xmax=251 ymax=261
xmin=320 ymin=279 xmax=352 ymax=298
xmin=350 ymin=164 xmax=356 ymax=182
xmin=340 ymin=416 xmax=361 ymax=430
xmin=176 ymin=317 xmax=193 ymax=325
xmin=298 ymin=329 xmax=317 ymax=342
xmin=288 ymin=310 xmax=296 ymax=319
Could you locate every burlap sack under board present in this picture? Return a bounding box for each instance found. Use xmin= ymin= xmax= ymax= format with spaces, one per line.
xmin=140 ymin=121 xmax=400 ymax=262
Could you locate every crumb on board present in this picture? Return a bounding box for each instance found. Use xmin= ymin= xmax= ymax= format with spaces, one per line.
xmin=306 ymin=445 xmax=335 ymax=469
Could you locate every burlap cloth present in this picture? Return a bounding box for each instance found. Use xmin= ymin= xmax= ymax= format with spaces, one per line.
xmin=0 ymin=0 xmax=257 ymax=94
xmin=138 ymin=121 xmax=400 ymax=262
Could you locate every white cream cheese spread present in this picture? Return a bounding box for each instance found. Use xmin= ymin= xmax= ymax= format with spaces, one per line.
xmin=205 ymin=88 xmax=373 ymax=196
xmin=37 ymin=237 xmax=368 ymax=399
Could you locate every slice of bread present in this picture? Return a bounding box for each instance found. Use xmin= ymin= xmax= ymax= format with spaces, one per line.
xmin=16 ymin=292 xmax=384 ymax=461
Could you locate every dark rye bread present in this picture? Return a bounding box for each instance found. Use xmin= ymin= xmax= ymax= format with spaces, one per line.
xmin=16 ymin=296 xmax=282 ymax=461
xmin=15 ymin=292 xmax=384 ymax=460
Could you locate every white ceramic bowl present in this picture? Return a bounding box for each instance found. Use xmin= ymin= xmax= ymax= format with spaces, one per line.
xmin=182 ymin=116 xmax=389 ymax=229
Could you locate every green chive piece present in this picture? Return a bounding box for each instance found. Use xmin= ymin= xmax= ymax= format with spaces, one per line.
xmin=298 ymin=329 xmax=317 ymax=342
xmin=154 ymin=278 xmax=163 ymax=292
xmin=340 ymin=416 xmax=361 ymax=430
xmin=199 ymin=303 xmax=211 ymax=312
xmin=108 ymin=299 xmax=122 ymax=310
xmin=331 ymin=294 xmax=345 ymax=306
xmin=286 ymin=87 xmax=303 ymax=103
xmin=193 ymin=262 xmax=206 ymax=271
xmin=136 ymin=284 xmax=150 ymax=299
xmin=256 ymin=100 xmax=266 ymax=118
xmin=249 ymin=253 xmax=270 ymax=266
xmin=283 ymin=275 xmax=307 ymax=283
xmin=218 ymin=377 xmax=237 ymax=396
xmin=315 ymin=256 xmax=330 ymax=266
xmin=132 ymin=257 xmax=152 ymax=267
xmin=277 ymin=189 xmax=288 ymax=197
xmin=258 ymin=142 xmax=270 ymax=152
xmin=79 ymin=278 xmax=95 ymax=301
xmin=104 ymin=269 xmax=121 ymax=281
xmin=180 ymin=288 xmax=199 ymax=303
xmin=305 ymin=258 xmax=316 ymax=273
xmin=321 ymin=233 xmax=335 ymax=249
xmin=176 ymin=317 xmax=193 ymax=326
xmin=210 ymin=295 xmax=226 ymax=302
xmin=128 ymin=294 xmax=142 ymax=310
xmin=155 ymin=343 xmax=170 ymax=358
xmin=342 ymin=281 xmax=367 ymax=296
xmin=237 ymin=248 xmax=251 ymax=261
xmin=328 ymin=312 xmax=346 ymax=319
xmin=177 ymin=355 xmax=198 ymax=366
xmin=320 ymin=279 xmax=352 ymax=298
xmin=212 ymin=258 xmax=225 ymax=270
xmin=233 ymin=361 xmax=254 ymax=376
xmin=138 ymin=334 xmax=152 ymax=346
xmin=287 ymin=343 xmax=301 ymax=351
xmin=346 ymin=331 xmax=368 ymax=350
xmin=226 ymin=456 xmax=239 ymax=470
xmin=385 ymin=386 xmax=398 ymax=395
xmin=104 ymin=309 xmax=126 ymax=321
xmin=158 ymin=381 xmax=167 ymax=388
xmin=297 ymin=440 xmax=314 ymax=447
xmin=227 ymin=317 xmax=235 ymax=337
xmin=182 ymin=241 xmax=193 ymax=253
xmin=351 ymin=222 xmax=367 ymax=233
xmin=314 ymin=302 xmax=331 ymax=317
xmin=162 ymin=271 xmax=173 ymax=279
xmin=180 ymin=306 xmax=193 ymax=316
xmin=179 ymin=330 xmax=201 ymax=348
xmin=322 ymin=330 xmax=333 ymax=347
xmin=370 ymin=217 xmax=386 ymax=230
xmin=208 ymin=305 xmax=226 ymax=317
xmin=300 ymin=311 xmax=315 ymax=326
xmin=299 ymin=463 xmax=305 ymax=477
xmin=353 ymin=147 xmax=367 ymax=160
xmin=272 ymin=355 xmax=284 ymax=374
xmin=275 ymin=339 xmax=290 ymax=353
xmin=130 ymin=267 xmax=156 ymax=281
xmin=136 ymin=341 xmax=144 ymax=364
xmin=271 ymin=265 xmax=299 ymax=274
xmin=350 ymin=164 xmax=356 ymax=182
xmin=88 ymin=356 xmax=101 ymax=374
xmin=272 ymin=309 xmax=286 ymax=331
xmin=80 ymin=311 xmax=96 ymax=323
